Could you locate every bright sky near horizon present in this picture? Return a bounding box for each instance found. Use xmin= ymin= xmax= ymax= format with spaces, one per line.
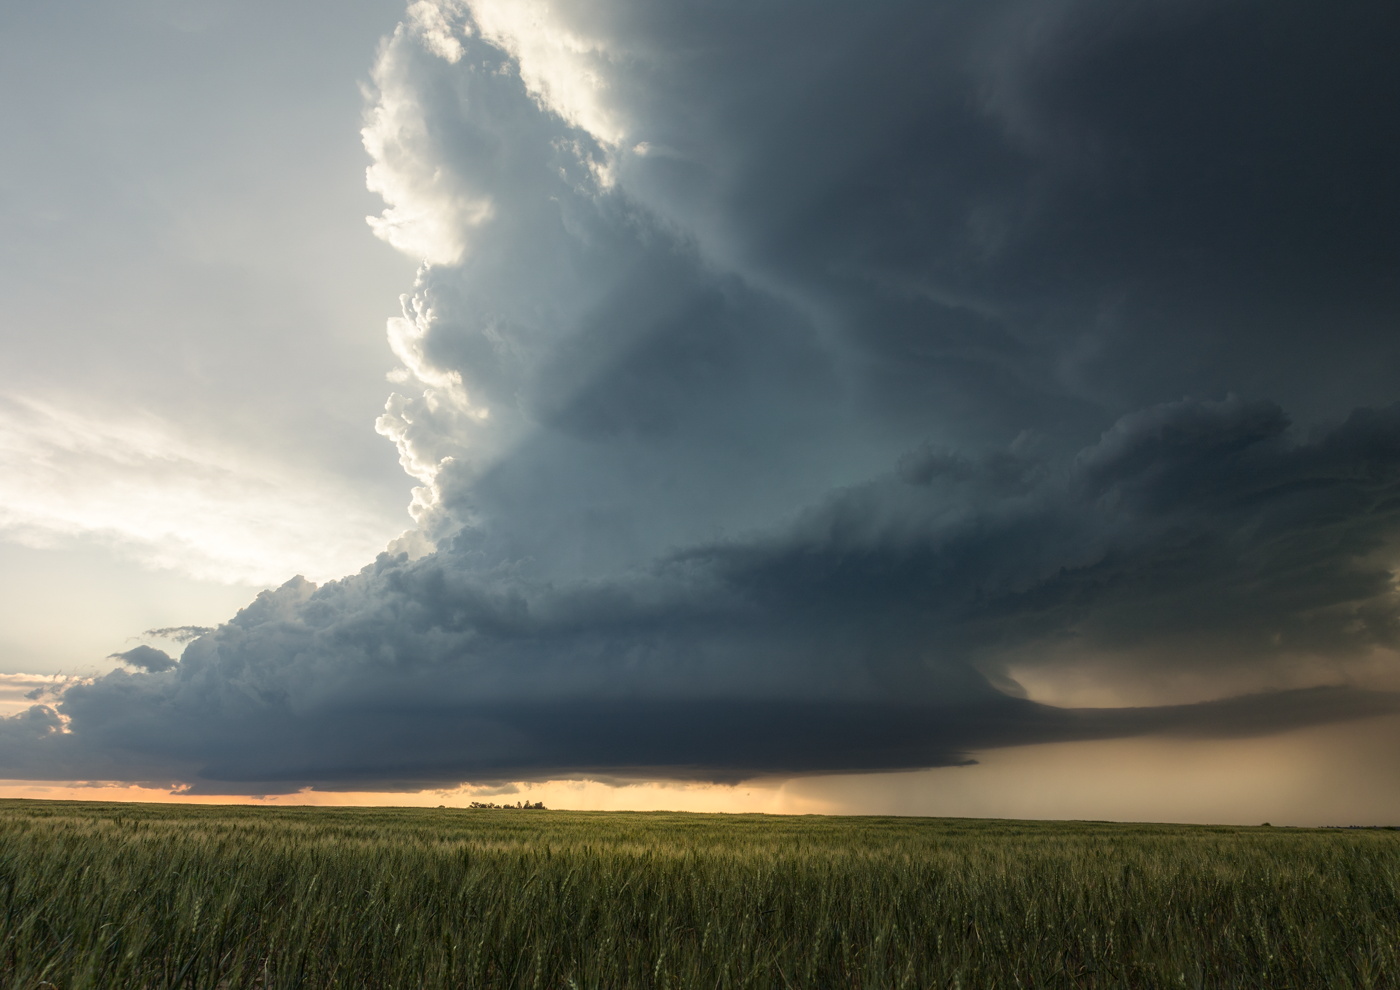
xmin=3 ymin=0 xmax=1400 ymax=824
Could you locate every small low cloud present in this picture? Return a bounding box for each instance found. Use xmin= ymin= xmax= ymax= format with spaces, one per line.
xmin=142 ymin=626 xmax=214 ymax=644
xmin=108 ymin=645 xmax=178 ymax=674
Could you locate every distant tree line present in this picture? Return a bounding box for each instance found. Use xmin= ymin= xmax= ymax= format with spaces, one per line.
xmin=467 ymin=801 xmax=546 ymax=810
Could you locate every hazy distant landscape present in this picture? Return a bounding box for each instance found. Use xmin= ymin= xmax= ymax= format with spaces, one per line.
xmin=4 ymin=799 xmax=1399 ymax=988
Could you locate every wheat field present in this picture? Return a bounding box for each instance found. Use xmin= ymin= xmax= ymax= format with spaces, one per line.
xmin=2 ymin=799 xmax=1398 ymax=988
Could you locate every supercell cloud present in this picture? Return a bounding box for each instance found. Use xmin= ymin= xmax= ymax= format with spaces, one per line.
xmin=4 ymin=0 xmax=1400 ymax=791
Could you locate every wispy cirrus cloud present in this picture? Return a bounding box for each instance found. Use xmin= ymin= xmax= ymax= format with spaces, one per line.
xmin=0 ymin=396 xmax=405 ymax=585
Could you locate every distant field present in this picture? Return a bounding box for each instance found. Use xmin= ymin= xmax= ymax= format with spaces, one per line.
xmin=2 ymin=800 xmax=1398 ymax=988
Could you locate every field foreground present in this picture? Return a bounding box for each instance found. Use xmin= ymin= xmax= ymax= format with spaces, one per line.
xmin=1 ymin=800 xmax=1397 ymax=989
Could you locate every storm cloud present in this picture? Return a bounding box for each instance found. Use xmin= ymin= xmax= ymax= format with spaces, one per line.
xmin=3 ymin=0 xmax=1399 ymax=791
xmin=7 ymin=395 xmax=1400 ymax=788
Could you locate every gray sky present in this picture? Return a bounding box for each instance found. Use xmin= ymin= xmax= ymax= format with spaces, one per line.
xmin=0 ymin=0 xmax=416 ymax=669
xmin=3 ymin=0 xmax=1400 ymax=822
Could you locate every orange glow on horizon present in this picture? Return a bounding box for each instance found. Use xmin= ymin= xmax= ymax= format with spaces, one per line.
xmin=0 ymin=777 xmax=838 ymax=816
xmin=5 ymin=713 xmax=1400 ymax=826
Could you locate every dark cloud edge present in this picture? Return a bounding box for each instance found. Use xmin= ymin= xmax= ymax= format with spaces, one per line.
xmin=88 ymin=685 xmax=1400 ymax=795
xmin=4 ymin=684 xmax=1392 ymax=797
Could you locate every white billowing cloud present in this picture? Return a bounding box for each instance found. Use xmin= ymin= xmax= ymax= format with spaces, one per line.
xmin=376 ymin=390 xmax=479 ymax=543
xmin=362 ymin=11 xmax=656 ymax=548
xmin=467 ymin=0 xmax=629 ymax=149
xmin=0 ymin=397 xmax=406 ymax=586
xmin=363 ymin=11 xmax=495 ymax=265
xmin=385 ymin=281 xmax=473 ymax=397
xmin=406 ymin=0 xmax=471 ymax=64
xmin=374 ymin=269 xmax=507 ymax=545
xmin=363 ymin=0 xmax=626 ymax=268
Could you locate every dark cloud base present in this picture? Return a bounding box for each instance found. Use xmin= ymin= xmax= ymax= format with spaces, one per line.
xmin=187 ymin=688 xmax=1399 ymax=789
xmin=10 ymin=686 xmax=1390 ymax=794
